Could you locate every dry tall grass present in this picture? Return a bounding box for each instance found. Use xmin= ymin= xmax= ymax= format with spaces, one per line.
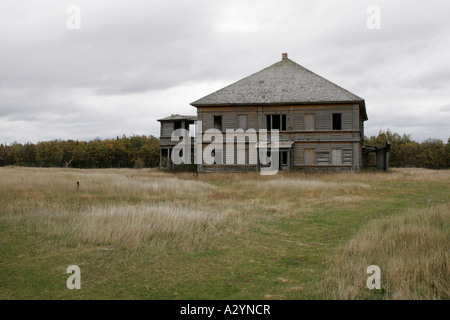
xmin=0 ymin=167 xmax=218 ymax=200
xmin=17 ymin=204 xmax=238 ymax=251
xmin=0 ymin=167 xmax=249 ymax=251
xmin=239 ymin=179 xmax=369 ymax=195
xmin=323 ymin=203 xmax=450 ymax=300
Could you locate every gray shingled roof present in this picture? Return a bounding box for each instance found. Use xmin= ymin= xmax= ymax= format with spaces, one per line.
xmin=157 ymin=114 xmax=197 ymax=122
xmin=190 ymin=55 xmax=367 ymax=120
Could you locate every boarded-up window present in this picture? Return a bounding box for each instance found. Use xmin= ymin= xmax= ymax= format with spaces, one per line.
xmin=305 ymin=149 xmax=315 ymax=165
xmin=305 ymin=114 xmax=315 ymax=130
xmin=238 ymin=115 xmax=247 ymax=130
xmin=332 ymin=149 xmax=342 ymax=165
xmin=317 ymin=152 xmax=330 ymax=165
xmin=342 ymin=149 xmax=352 ymax=165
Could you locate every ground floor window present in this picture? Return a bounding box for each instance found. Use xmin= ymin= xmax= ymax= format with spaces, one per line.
xmin=332 ymin=149 xmax=342 ymax=165
xmin=305 ymin=149 xmax=315 ymax=165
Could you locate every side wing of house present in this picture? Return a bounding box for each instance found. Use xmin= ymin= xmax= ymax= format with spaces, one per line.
xmin=158 ymin=115 xmax=196 ymax=168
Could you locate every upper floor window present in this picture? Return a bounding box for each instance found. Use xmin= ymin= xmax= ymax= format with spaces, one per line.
xmin=266 ymin=114 xmax=287 ymax=131
xmin=238 ymin=114 xmax=247 ymax=130
xmin=332 ymin=113 xmax=342 ymax=130
xmin=305 ymin=113 xmax=315 ymax=131
xmin=174 ymin=120 xmax=182 ymax=131
xmin=213 ymin=115 xmax=222 ymax=131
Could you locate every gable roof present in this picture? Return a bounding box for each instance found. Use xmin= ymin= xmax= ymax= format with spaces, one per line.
xmin=191 ymin=54 xmax=367 ymax=120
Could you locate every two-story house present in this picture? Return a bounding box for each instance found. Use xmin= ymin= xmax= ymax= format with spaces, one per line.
xmin=159 ymin=53 xmax=368 ymax=172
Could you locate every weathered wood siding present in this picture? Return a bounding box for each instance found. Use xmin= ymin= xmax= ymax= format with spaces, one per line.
xmin=193 ymin=104 xmax=363 ymax=172
xmin=161 ymin=122 xmax=174 ymax=137
xmin=198 ymin=104 xmax=357 ymax=132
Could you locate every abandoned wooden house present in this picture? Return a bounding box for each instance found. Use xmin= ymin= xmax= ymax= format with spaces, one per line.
xmin=159 ymin=53 xmax=375 ymax=172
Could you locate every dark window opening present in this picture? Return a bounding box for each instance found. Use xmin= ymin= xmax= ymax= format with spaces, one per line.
xmin=266 ymin=114 xmax=287 ymax=131
xmin=266 ymin=115 xmax=271 ymax=131
xmin=214 ymin=116 xmax=222 ymax=131
xmin=281 ymin=151 xmax=288 ymax=166
xmin=272 ymin=115 xmax=280 ymax=130
xmin=174 ymin=120 xmax=182 ymax=131
xmin=332 ymin=113 xmax=342 ymax=130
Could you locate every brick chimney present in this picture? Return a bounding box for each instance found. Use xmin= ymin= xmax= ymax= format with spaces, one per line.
xmin=282 ymin=53 xmax=288 ymax=60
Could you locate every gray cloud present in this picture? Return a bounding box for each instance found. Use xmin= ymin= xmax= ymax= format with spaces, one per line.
xmin=0 ymin=0 xmax=449 ymax=144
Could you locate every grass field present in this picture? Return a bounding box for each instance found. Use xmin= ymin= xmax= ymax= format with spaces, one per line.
xmin=0 ymin=167 xmax=448 ymax=300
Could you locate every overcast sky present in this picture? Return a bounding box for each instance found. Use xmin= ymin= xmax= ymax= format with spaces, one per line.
xmin=1 ymin=0 xmax=449 ymax=144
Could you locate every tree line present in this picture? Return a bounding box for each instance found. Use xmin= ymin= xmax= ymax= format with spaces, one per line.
xmin=0 ymin=135 xmax=160 ymax=168
xmin=0 ymin=130 xmax=448 ymax=169
xmin=365 ymin=130 xmax=449 ymax=169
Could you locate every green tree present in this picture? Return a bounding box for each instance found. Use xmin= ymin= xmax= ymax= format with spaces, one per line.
xmin=397 ymin=141 xmax=423 ymax=167
xmin=86 ymin=139 xmax=109 ymax=168
xmin=8 ymin=143 xmax=24 ymax=165
xmin=365 ymin=130 xmax=448 ymax=169
xmin=138 ymin=135 xmax=160 ymax=167
xmin=421 ymin=138 xmax=446 ymax=169
xmin=36 ymin=140 xmax=63 ymax=167
xmin=113 ymin=138 xmax=129 ymax=168
xmin=22 ymin=143 xmax=37 ymax=166
xmin=0 ymin=144 xmax=5 ymax=166
xmin=60 ymin=140 xmax=77 ymax=167
xmin=1 ymin=135 xmax=161 ymax=168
